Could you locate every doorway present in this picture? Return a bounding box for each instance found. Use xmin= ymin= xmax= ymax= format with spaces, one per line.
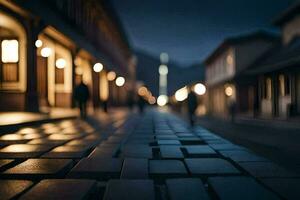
xmin=37 ymin=55 xmax=49 ymax=107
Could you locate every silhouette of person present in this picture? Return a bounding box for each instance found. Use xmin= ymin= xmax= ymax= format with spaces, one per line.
xmin=74 ymin=80 xmax=90 ymax=118
xmin=127 ymin=90 xmax=135 ymax=111
xmin=137 ymin=95 xmax=146 ymax=114
xmin=187 ymin=86 xmax=198 ymax=126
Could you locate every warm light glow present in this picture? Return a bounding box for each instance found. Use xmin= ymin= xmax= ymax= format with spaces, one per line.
xmin=159 ymin=64 xmax=168 ymax=75
xmin=160 ymin=52 xmax=169 ymax=64
xmin=194 ymin=83 xmax=206 ymax=95
xmin=107 ymin=71 xmax=116 ymax=81
xmin=35 ymin=40 xmax=43 ymax=48
xmin=225 ymin=86 xmax=233 ymax=97
xmin=75 ymin=67 xmax=83 ymax=75
xmin=138 ymin=86 xmax=148 ymax=96
xmin=175 ymin=86 xmax=188 ymax=102
xmin=148 ymin=96 xmax=156 ymax=105
xmin=93 ymin=63 xmax=103 ymax=73
xmin=1 ymin=40 xmax=19 ymax=63
xmin=115 ymin=76 xmax=125 ymax=87
xmin=41 ymin=47 xmax=52 ymax=57
xmin=227 ymin=54 xmax=234 ymax=66
xmin=100 ymin=72 xmax=109 ymax=101
xmin=55 ymin=58 xmax=66 ymax=69
xmin=157 ymin=95 xmax=168 ymax=106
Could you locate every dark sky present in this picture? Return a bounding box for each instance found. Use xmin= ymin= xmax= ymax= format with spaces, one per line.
xmin=112 ymin=0 xmax=294 ymax=66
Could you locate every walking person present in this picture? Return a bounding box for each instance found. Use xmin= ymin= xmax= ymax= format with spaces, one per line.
xmin=187 ymin=86 xmax=198 ymax=126
xmin=137 ymin=94 xmax=146 ymax=114
xmin=74 ymin=80 xmax=90 ymax=118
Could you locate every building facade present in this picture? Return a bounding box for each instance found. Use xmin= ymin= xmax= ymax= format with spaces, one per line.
xmin=0 ymin=0 xmax=135 ymax=112
xmin=247 ymin=3 xmax=300 ymax=118
xmin=204 ymin=32 xmax=278 ymax=118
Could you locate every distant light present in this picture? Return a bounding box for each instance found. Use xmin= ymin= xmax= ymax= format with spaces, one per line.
xmin=149 ymin=96 xmax=156 ymax=105
xmin=1 ymin=40 xmax=19 ymax=63
xmin=159 ymin=64 xmax=168 ymax=75
xmin=138 ymin=86 xmax=148 ymax=96
xmin=55 ymin=58 xmax=66 ymax=69
xmin=194 ymin=83 xmax=206 ymax=95
xmin=175 ymin=86 xmax=188 ymax=102
xmin=115 ymin=76 xmax=125 ymax=87
xmin=157 ymin=95 xmax=168 ymax=106
xmin=93 ymin=63 xmax=103 ymax=73
xmin=225 ymin=86 xmax=233 ymax=97
xmin=41 ymin=47 xmax=52 ymax=57
xmin=35 ymin=40 xmax=43 ymax=48
xmin=227 ymin=54 xmax=234 ymax=66
xmin=75 ymin=67 xmax=83 ymax=75
xmin=160 ymin=52 xmax=169 ymax=64
xmin=107 ymin=71 xmax=116 ymax=81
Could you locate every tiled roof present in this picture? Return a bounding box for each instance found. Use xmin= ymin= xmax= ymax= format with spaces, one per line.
xmin=204 ymin=31 xmax=279 ymax=65
xmin=246 ymin=38 xmax=300 ymax=74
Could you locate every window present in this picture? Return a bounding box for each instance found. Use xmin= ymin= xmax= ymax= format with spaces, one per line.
xmin=264 ymin=77 xmax=272 ymax=100
xmin=0 ymin=39 xmax=19 ymax=82
xmin=279 ymin=74 xmax=291 ymax=96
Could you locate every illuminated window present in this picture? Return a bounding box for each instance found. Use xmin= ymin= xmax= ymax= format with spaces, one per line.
xmin=0 ymin=39 xmax=19 ymax=82
xmin=1 ymin=40 xmax=19 ymax=63
xmin=264 ymin=78 xmax=272 ymax=100
xmin=278 ymin=74 xmax=290 ymax=96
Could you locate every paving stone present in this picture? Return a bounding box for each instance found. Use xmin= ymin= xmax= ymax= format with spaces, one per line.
xmin=47 ymin=134 xmax=84 ymax=140
xmin=120 ymin=158 xmax=148 ymax=179
xmin=260 ymin=178 xmax=300 ymax=200
xmin=156 ymin=135 xmax=178 ymax=140
xmin=208 ymin=176 xmax=280 ymax=200
xmin=19 ymin=179 xmax=97 ymax=200
xmin=179 ymin=138 xmax=203 ymax=145
xmin=41 ymin=145 xmax=92 ymax=159
xmin=220 ymin=150 xmax=268 ymax=162
xmin=103 ymin=179 xmax=155 ymax=200
xmin=0 ymin=134 xmax=31 ymax=145
xmin=0 ymin=159 xmax=14 ymax=170
xmin=27 ymin=138 xmax=67 ymax=146
xmin=121 ymin=145 xmax=152 ymax=158
xmin=68 ymin=157 xmax=123 ymax=180
xmin=149 ymin=160 xmax=187 ymax=177
xmin=209 ymin=143 xmax=246 ymax=151
xmin=238 ymin=162 xmax=299 ymax=178
xmin=0 ymin=144 xmax=56 ymax=158
xmin=176 ymin=133 xmax=195 ymax=137
xmin=0 ymin=180 xmax=33 ymax=200
xmin=89 ymin=147 xmax=118 ymax=158
xmin=166 ymin=178 xmax=209 ymax=200
xmin=65 ymin=139 xmax=101 ymax=147
xmin=160 ymin=146 xmax=184 ymax=159
xmin=157 ymin=140 xmax=181 ymax=145
xmin=185 ymin=158 xmax=240 ymax=175
xmin=183 ymin=145 xmax=217 ymax=157
xmin=3 ymin=159 xmax=73 ymax=179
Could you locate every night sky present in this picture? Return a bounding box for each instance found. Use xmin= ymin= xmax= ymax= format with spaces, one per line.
xmin=112 ymin=0 xmax=294 ymax=66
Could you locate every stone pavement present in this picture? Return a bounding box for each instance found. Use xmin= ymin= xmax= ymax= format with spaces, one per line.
xmin=0 ymin=109 xmax=299 ymax=199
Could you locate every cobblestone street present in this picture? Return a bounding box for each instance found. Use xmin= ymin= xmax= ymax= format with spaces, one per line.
xmin=0 ymin=109 xmax=299 ymax=199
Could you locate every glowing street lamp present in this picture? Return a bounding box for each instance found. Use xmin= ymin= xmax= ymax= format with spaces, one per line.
xmin=175 ymin=86 xmax=188 ymax=102
xmin=194 ymin=83 xmax=206 ymax=95
xmin=55 ymin=58 xmax=66 ymax=69
xmin=115 ymin=76 xmax=125 ymax=87
xmin=225 ymin=86 xmax=233 ymax=97
xmin=107 ymin=71 xmax=116 ymax=81
xmin=93 ymin=63 xmax=103 ymax=72
xmin=41 ymin=47 xmax=52 ymax=58
xmin=35 ymin=40 xmax=43 ymax=48
xmin=157 ymin=95 xmax=168 ymax=106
